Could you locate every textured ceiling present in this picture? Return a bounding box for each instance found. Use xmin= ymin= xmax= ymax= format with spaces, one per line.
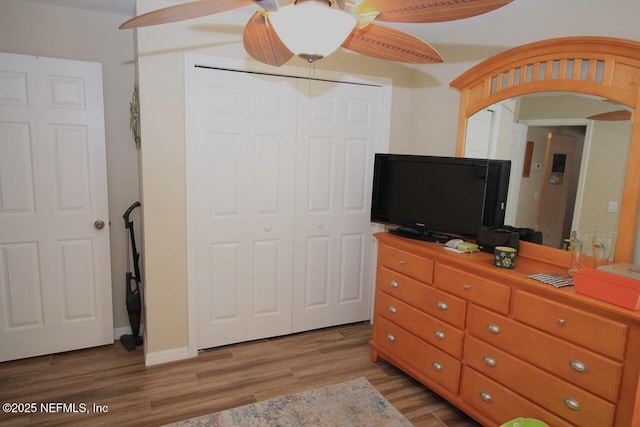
xmin=18 ymin=0 xmax=136 ymax=16
xmin=14 ymin=0 xmax=640 ymax=61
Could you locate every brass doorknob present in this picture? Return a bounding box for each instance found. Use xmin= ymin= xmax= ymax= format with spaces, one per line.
xmin=94 ymin=220 xmax=105 ymax=230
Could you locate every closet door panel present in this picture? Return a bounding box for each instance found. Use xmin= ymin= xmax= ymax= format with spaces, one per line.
xmin=306 ymin=137 xmax=335 ymax=213
xmin=334 ymin=136 xmax=373 ymax=324
xmin=293 ymin=80 xmax=381 ymax=332
xmin=293 ymin=136 xmax=336 ymax=330
xmin=251 ymin=239 xmax=284 ymax=319
xmin=193 ymin=68 xmax=296 ymax=349
xmin=343 ymin=139 xmax=368 ymax=211
xmin=339 ymin=233 xmax=365 ymax=302
xmin=302 ymin=235 xmax=331 ymax=308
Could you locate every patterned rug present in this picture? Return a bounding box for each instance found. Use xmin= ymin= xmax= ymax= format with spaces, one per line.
xmin=165 ymin=377 xmax=412 ymax=426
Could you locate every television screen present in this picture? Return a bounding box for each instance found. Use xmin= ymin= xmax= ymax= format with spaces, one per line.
xmin=371 ymin=154 xmax=510 ymax=242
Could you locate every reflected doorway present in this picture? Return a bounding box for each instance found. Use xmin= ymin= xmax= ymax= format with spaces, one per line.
xmin=520 ymin=127 xmax=585 ymax=248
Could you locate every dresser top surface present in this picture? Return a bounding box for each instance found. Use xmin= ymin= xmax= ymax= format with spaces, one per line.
xmin=375 ymin=232 xmax=640 ymax=323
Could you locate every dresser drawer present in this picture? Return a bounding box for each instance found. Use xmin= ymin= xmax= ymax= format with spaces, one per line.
xmin=375 ymin=291 xmax=464 ymax=359
xmin=434 ymin=263 xmax=510 ymax=314
xmin=461 ymin=366 xmax=574 ymax=427
xmin=464 ymin=335 xmax=616 ymax=426
xmin=374 ymin=316 xmax=461 ymax=394
xmin=467 ymin=305 xmax=623 ymax=402
xmin=378 ymin=244 xmax=433 ymax=283
xmin=512 ymin=290 xmax=628 ymax=360
xmin=377 ymin=267 xmax=467 ymax=329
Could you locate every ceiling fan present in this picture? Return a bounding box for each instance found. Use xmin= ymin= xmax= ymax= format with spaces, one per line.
xmin=120 ymin=0 xmax=513 ymax=67
xmin=587 ymin=110 xmax=633 ymax=121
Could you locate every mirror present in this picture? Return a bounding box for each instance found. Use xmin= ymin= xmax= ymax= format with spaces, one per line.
xmin=450 ymin=36 xmax=640 ymax=264
xmin=464 ymin=93 xmax=633 ymax=251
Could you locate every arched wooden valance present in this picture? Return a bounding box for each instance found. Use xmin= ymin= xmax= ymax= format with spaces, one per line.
xmin=450 ymin=36 xmax=640 ymax=263
xmin=451 ymin=36 xmax=640 ymax=118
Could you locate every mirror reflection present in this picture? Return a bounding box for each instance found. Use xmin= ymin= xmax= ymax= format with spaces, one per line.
xmin=465 ymin=93 xmax=633 ymax=250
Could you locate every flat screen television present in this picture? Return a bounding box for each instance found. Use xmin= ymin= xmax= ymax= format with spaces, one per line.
xmin=371 ymin=154 xmax=511 ymax=242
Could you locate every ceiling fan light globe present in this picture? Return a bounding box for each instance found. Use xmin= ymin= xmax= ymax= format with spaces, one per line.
xmin=269 ymin=0 xmax=356 ymax=60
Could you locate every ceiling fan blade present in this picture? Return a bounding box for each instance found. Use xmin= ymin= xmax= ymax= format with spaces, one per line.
xmin=243 ymin=12 xmax=295 ymax=67
xmin=120 ymin=0 xmax=271 ymax=29
xmin=587 ymin=110 xmax=633 ymax=121
xmin=342 ymin=23 xmax=442 ymax=63
xmin=356 ymin=0 xmax=512 ymax=23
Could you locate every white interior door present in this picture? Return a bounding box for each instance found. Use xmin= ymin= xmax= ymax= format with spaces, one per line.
xmin=464 ymin=109 xmax=495 ymax=158
xmin=292 ymin=80 xmax=380 ymax=332
xmin=0 ymin=52 xmax=113 ymax=361
xmin=192 ymin=68 xmax=297 ymax=349
xmin=505 ymin=122 xmax=528 ymax=226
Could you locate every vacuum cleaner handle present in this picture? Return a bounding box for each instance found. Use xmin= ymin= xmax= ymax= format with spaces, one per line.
xmin=123 ymin=201 xmax=142 ymax=285
xmin=123 ymin=201 xmax=141 ymax=226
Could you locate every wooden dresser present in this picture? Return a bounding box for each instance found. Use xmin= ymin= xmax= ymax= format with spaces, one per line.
xmin=371 ymin=232 xmax=640 ymax=426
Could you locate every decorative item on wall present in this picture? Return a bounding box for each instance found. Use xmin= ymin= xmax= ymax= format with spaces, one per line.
xmin=129 ymin=84 xmax=140 ymax=148
xmin=548 ymin=173 xmax=564 ymax=185
xmin=548 ymin=153 xmax=566 ymax=184
xmin=522 ymin=140 xmax=534 ymax=177
xmin=552 ymin=153 xmax=566 ymax=173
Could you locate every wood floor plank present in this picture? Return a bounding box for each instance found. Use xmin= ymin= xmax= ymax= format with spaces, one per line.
xmin=0 ymin=322 xmax=480 ymax=426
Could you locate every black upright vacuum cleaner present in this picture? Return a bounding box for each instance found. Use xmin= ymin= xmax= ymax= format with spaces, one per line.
xmin=120 ymin=201 xmax=143 ymax=351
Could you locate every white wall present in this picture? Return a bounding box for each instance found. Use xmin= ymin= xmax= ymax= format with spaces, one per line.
xmin=406 ymin=0 xmax=640 ymax=156
xmin=7 ymin=0 xmax=640 ymax=361
xmin=516 ymin=128 xmax=548 ymax=228
xmin=133 ymin=0 xmax=422 ymax=358
xmin=578 ymin=121 xmax=631 ymax=235
xmin=0 ymin=0 xmax=138 ymax=334
xmin=134 ymin=0 xmax=640 ymax=361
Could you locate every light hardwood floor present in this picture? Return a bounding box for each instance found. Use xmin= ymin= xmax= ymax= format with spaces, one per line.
xmin=0 ymin=322 xmax=480 ymax=426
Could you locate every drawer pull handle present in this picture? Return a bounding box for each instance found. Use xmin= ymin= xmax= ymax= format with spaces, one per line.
xmin=388 ymin=306 xmax=398 ymax=314
xmin=569 ymin=359 xmax=588 ymax=373
xmin=487 ymin=323 xmax=501 ymax=334
xmin=437 ymin=301 xmax=448 ymax=310
xmin=386 ymin=334 xmax=395 ymax=342
xmin=434 ymin=330 xmax=446 ymax=340
xmin=463 ymin=283 xmax=471 ymax=291
xmin=389 ymin=280 xmax=399 ymax=288
xmin=557 ymin=318 xmax=566 ymax=326
xmin=432 ymin=362 xmax=443 ymax=371
xmin=563 ymin=397 xmax=582 ymax=411
xmin=483 ymin=356 xmax=497 ymax=367
xmin=480 ymin=391 xmax=493 ymax=403
xmin=399 ymin=260 xmax=407 ymax=265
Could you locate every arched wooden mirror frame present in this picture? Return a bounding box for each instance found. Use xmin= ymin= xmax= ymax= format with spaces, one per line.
xmin=451 ymin=36 xmax=640 ymax=265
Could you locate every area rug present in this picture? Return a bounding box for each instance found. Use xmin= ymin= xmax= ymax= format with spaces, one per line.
xmin=166 ymin=377 xmax=413 ymax=426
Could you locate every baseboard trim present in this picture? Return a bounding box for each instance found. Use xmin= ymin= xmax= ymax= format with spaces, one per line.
xmin=145 ymin=346 xmax=190 ymax=366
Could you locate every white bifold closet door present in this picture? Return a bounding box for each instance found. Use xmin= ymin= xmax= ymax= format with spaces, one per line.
xmin=292 ymin=80 xmax=379 ymax=333
xmin=191 ymin=67 xmax=382 ymax=350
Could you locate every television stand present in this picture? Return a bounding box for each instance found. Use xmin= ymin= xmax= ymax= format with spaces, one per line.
xmin=390 ymin=227 xmax=453 ymax=243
